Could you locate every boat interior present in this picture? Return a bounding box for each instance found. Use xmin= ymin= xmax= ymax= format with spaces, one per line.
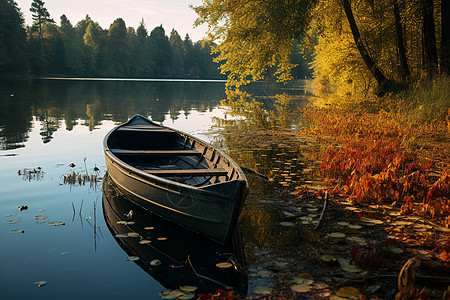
xmin=107 ymin=122 xmax=242 ymax=187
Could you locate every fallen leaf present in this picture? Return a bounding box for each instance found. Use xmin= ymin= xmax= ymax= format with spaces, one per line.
xmin=34 ymin=281 xmax=47 ymax=287
xmin=216 ymin=262 xmax=233 ymax=269
xmin=11 ymin=229 xmax=24 ymax=234
xmin=48 ymin=222 xmax=65 ymax=226
xmin=150 ymin=259 xmax=162 ymax=266
xmin=252 ymin=285 xmax=271 ymax=295
xmin=291 ymin=283 xmax=312 ymax=293
xmin=126 ymin=256 xmax=139 ymax=261
xmin=328 ymin=232 xmax=345 ymax=238
xmin=335 ymin=286 xmax=362 ymax=299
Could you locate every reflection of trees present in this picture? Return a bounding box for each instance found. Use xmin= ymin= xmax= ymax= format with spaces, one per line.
xmin=0 ymin=81 xmax=32 ymax=150
xmin=0 ymin=79 xmax=226 ymax=148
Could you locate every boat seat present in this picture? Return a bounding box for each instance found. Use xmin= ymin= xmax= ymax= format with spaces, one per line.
xmin=143 ymin=168 xmax=228 ymax=177
xmin=110 ymin=149 xmax=202 ymax=156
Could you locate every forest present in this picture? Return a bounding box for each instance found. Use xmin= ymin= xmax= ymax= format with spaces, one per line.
xmin=0 ymin=0 xmax=223 ymax=78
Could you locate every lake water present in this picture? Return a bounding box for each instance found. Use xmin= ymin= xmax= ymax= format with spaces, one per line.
xmin=0 ymin=78 xmax=309 ymax=298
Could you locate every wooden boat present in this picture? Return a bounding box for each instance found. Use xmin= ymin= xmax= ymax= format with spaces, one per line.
xmin=102 ymin=176 xmax=248 ymax=296
xmin=103 ymin=114 xmax=248 ymax=244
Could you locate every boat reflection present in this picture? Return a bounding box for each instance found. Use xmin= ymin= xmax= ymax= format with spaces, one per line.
xmin=102 ymin=176 xmax=248 ymax=297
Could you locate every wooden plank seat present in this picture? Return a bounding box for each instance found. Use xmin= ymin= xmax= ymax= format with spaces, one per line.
xmin=143 ymin=168 xmax=228 ymax=177
xmin=110 ymin=149 xmax=201 ymax=156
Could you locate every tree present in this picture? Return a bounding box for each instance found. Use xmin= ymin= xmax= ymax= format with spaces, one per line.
xmin=193 ymin=0 xmax=315 ymax=87
xmin=392 ymin=0 xmax=410 ymax=80
xmin=148 ymin=25 xmax=172 ymax=78
xmin=0 ymin=0 xmax=28 ymax=73
xmin=30 ymin=0 xmax=53 ymax=42
xmin=421 ymin=0 xmax=438 ymax=77
xmin=169 ymin=29 xmax=185 ymax=77
xmin=104 ymin=18 xmax=129 ymax=76
xmin=440 ymin=0 xmax=449 ymax=74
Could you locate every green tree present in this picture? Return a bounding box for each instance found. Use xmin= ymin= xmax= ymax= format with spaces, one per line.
xmin=0 ymin=0 xmax=28 ymax=73
xmin=169 ymin=29 xmax=185 ymax=77
xmin=193 ymin=0 xmax=315 ymax=87
xmin=148 ymin=25 xmax=172 ymax=78
xmin=104 ymin=18 xmax=128 ymax=76
xmin=30 ymin=0 xmax=53 ymax=42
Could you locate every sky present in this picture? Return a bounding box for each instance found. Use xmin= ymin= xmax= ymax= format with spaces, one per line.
xmin=15 ymin=0 xmax=207 ymax=42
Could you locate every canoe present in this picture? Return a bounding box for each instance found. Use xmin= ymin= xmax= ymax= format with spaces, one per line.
xmin=103 ymin=114 xmax=249 ymax=244
xmin=102 ymin=176 xmax=248 ymax=296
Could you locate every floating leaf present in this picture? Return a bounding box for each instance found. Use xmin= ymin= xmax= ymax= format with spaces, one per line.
xmin=116 ymin=221 xmax=127 ymax=225
xmin=346 ymin=236 xmax=367 ymax=245
xmin=6 ymin=219 xmax=20 ymax=224
xmin=139 ymin=239 xmax=151 ymax=245
xmin=4 ymin=214 xmax=13 ymax=217
xmin=150 ymin=259 xmax=161 ymax=266
xmin=37 ymin=209 xmax=46 ymax=212
xmin=328 ymin=232 xmax=345 ymax=238
xmin=321 ymin=254 xmax=337 ymax=262
xmin=160 ymin=289 xmax=183 ymax=299
xmin=392 ymin=220 xmax=413 ymax=226
xmin=216 ymin=262 xmax=232 ymax=269
xmin=115 ymin=233 xmax=128 ymax=238
xmin=387 ymin=246 xmax=403 ymax=254
xmin=180 ymin=286 xmax=197 ymax=292
xmin=291 ymin=283 xmax=313 ymax=293
xmin=280 ymin=221 xmax=295 ymax=227
xmin=157 ymin=237 xmax=167 ymax=241
xmin=127 ymin=232 xmax=140 ymax=238
xmin=34 ymin=215 xmax=48 ymax=220
xmin=348 ymin=224 xmax=362 ymax=229
xmin=360 ymin=217 xmax=383 ymax=225
xmin=48 ymin=221 xmax=65 ymax=226
xmin=337 ymin=222 xmax=350 ymax=226
xmin=335 ymin=286 xmax=362 ymax=299
xmin=177 ymin=292 xmax=195 ymax=300
xmin=126 ymin=256 xmax=139 ymax=261
xmin=11 ymin=229 xmax=24 ymax=234
xmin=252 ymin=285 xmax=271 ymax=295
xmin=34 ymin=281 xmax=47 ymax=287
xmin=144 ymin=226 xmax=155 ymax=230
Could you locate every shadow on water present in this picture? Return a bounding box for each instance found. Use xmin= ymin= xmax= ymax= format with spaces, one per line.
xmin=102 ymin=176 xmax=248 ymax=297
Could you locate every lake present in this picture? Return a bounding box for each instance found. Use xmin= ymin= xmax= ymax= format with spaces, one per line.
xmin=0 ymin=78 xmax=310 ymax=298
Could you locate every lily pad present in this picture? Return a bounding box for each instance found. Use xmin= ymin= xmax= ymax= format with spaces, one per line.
xmin=360 ymin=217 xmax=383 ymax=225
xmin=320 ymin=254 xmax=337 ymax=262
xmin=180 ymin=286 xmax=197 ymax=292
xmin=115 ymin=233 xmax=128 ymax=238
xmin=35 ymin=215 xmax=48 ymax=220
xmin=328 ymin=232 xmax=346 ymax=238
xmin=127 ymin=232 xmax=140 ymax=238
xmin=160 ymin=289 xmax=183 ymax=299
xmin=346 ymin=236 xmax=367 ymax=245
xmin=177 ymin=292 xmax=195 ymax=300
xmin=139 ymin=239 xmax=151 ymax=245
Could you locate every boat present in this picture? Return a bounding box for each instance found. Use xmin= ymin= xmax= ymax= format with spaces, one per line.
xmin=102 ymin=177 xmax=248 ymax=296
xmin=103 ymin=114 xmax=249 ymax=244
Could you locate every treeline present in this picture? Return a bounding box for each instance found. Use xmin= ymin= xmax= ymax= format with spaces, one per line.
xmin=0 ymin=0 xmax=222 ymax=78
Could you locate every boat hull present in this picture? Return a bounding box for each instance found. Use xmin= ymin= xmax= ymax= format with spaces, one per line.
xmin=103 ymin=115 xmax=248 ymax=244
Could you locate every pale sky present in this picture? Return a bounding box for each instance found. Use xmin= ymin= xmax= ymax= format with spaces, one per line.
xmin=15 ymin=0 xmax=207 ymax=42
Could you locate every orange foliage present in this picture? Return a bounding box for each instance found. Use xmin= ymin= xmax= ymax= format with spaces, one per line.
xmin=307 ymin=107 xmax=450 ymax=226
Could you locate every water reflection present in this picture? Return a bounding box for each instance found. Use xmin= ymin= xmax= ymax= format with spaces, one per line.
xmin=102 ymin=176 xmax=248 ymax=297
xmin=0 ymin=78 xmax=226 ymax=150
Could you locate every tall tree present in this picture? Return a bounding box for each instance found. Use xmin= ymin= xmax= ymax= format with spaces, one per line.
xmin=392 ymin=0 xmax=410 ymax=80
xmin=169 ymin=29 xmax=185 ymax=77
xmin=421 ymin=0 xmax=438 ymax=77
xmin=104 ymin=18 xmax=128 ymax=76
xmin=148 ymin=25 xmax=172 ymax=78
xmin=29 ymin=0 xmax=53 ymax=42
xmin=441 ymin=0 xmax=450 ymax=75
xmin=341 ymin=0 xmax=388 ymax=87
xmin=0 ymin=0 xmax=28 ymax=73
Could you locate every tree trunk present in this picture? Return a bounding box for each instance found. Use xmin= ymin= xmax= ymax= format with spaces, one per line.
xmin=392 ymin=0 xmax=410 ymax=80
xmin=422 ymin=0 xmax=438 ymax=77
xmin=441 ymin=0 xmax=450 ymax=74
xmin=341 ymin=0 xmax=388 ymax=86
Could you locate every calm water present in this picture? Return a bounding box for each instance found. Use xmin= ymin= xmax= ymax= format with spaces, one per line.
xmin=0 ymin=78 xmax=310 ymax=298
